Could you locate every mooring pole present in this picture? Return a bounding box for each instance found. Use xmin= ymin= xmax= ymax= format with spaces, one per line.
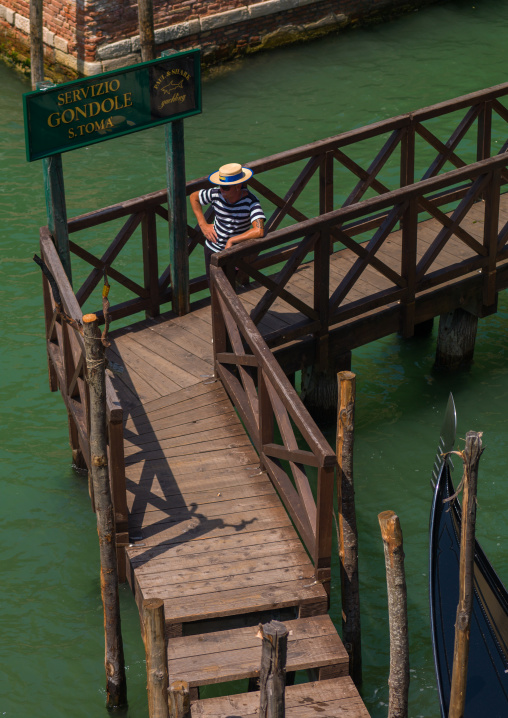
xmin=142 ymin=598 xmax=170 ymax=718
xmin=378 ymin=511 xmax=410 ymax=718
xmin=259 ymin=620 xmax=288 ymax=718
xmin=336 ymin=370 xmax=362 ymax=686
xmin=30 ymin=0 xmax=44 ymax=88
xmin=83 ymin=313 xmax=127 ymax=709
xmin=448 ymin=431 xmax=483 ymax=718
xmin=137 ymin=0 xmax=155 ymax=62
xmin=169 ymin=681 xmax=191 ymax=718
xmin=161 ymin=49 xmax=189 ymax=317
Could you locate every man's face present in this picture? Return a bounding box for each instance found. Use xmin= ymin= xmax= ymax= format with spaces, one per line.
xmin=220 ymin=183 xmax=244 ymax=202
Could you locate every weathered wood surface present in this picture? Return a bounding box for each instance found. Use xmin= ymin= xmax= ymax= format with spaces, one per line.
xmin=111 ymin=345 xmax=328 ymax=625
xmin=191 ymin=677 xmax=370 ymax=717
xmin=166 ymin=615 xmax=348 ymax=688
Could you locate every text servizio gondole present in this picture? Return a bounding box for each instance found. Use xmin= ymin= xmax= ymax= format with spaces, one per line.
xmin=46 ymin=79 xmax=133 ymax=138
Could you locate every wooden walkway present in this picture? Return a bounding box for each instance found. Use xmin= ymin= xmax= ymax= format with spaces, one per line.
xmin=108 ymin=316 xmax=367 ymax=714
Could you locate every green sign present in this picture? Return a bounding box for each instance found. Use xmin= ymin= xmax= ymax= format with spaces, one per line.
xmin=23 ymin=49 xmax=201 ymax=162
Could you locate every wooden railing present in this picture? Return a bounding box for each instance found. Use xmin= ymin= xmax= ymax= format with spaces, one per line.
xmin=214 ymin=152 xmax=508 ymax=346
xmin=210 ymin=265 xmax=336 ymax=589
xmin=40 ymin=227 xmax=129 ymax=577
xmin=63 ymin=82 xmax=508 ymax=324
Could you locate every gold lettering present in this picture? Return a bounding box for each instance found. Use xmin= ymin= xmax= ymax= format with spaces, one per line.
xmin=109 ymin=79 xmax=120 ymax=92
xmin=57 ymin=93 xmax=65 ymax=106
xmin=85 ymin=122 xmax=95 ymax=133
xmin=123 ymin=92 xmax=133 ymax=108
xmin=68 ymin=127 xmax=75 ymax=138
xmin=101 ymin=97 xmax=114 ymax=113
xmin=72 ymin=89 xmax=81 ymax=102
xmin=48 ymin=112 xmax=61 ymax=127
xmin=75 ymin=105 xmax=87 ymax=120
xmin=64 ymin=91 xmax=73 ymax=105
xmin=61 ymin=108 xmax=75 ymax=124
xmin=159 ymin=93 xmax=186 ymax=108
xmin=89 ymin=101 xmax=101 ymax=117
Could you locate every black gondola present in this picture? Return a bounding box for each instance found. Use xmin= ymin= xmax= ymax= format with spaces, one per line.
xmin=429 ymin=394 xmax=508 ymax=717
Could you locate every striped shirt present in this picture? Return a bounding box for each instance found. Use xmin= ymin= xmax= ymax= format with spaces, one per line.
xmin=198 ymin=187 xmax=265 ymax=252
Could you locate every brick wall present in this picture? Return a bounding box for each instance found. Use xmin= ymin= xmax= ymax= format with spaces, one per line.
xmin=0 ymin=0 xmax=441 ymax=76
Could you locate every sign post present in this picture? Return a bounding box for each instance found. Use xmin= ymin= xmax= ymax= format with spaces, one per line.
xmin=162 ymin=49 xmax=189 ymax=316
xmin=36 ymin=80 xmax=72 ymax=283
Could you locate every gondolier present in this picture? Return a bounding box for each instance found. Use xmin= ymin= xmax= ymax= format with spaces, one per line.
xmin=190 ymin=162 xmax=265 ymax=283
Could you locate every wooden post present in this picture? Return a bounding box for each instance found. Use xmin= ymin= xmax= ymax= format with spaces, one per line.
xmin=336 ymin=370 xmax=362 ymax=686
xmin=30 ymin=0 xmax=44 ymax=88
xmin=161 ymin=51 xmax=189 ymax=317
xmin=378 ymin=511 xmax=410 ymax=718
xmin=137 ymin=0 xmax=155 ymax=61
xmin=259 ymin=620 xmax=288 ymax=718
xmin=37 ymin=80 xmax=73 ymax=284
xmin=448 ymin=431 xmax=483 ymax=718
xmin=83 ymin=313 xmax=127 ymax=709
xmin=435 ymin=308 xmax=478 ymax=370
xmin=169 ymin=681 xmax=190 ymax=718
xmin=142 ymin=598 xmax=170 ymax=718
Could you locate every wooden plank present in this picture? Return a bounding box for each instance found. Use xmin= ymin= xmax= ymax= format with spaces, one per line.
xmin=146 ymin=575 xmax=327 ymax=623
xmin=108 ymin=339 xmax=178 ymax=394
xmin=129 ymin=494 xmax=284 ymax=530
xmin=171 ymin=632 xmax=346 ymax=686
xmin=140 ymin=549 xmax=311 ymax=591
xmin=131 ymin=537 xmax=303 ymax=576
xmin=124 ymin=432 xmax=253 ymax=464
xmin=124 ymin=409 xmax=240 ymax=445
xmin=191 ymin=677 xmax=368 ymax=717
xmin=107 ymin=345 xmax=163 ymax=404
xmin=126 ymin=475 xmax=272 ymax=512
xmin=127 ymin=526 xmax=301 ymax=566
xmin=124 ymin=421 xmax=247 ymax=455
xmin=125 ymin=460 xmax=263 ymax=493
xmin=168 ymin=618 xmax=347 ymax=686
xmin=124 ymin=449 xmax=259 ymax=480
xmin=149 ymin=319 xmax=213 ymax=362
xmin=129 ymin=509 xmax=293 ymax=550
xmin=114 ymin=333 xmax=200 ymax=389
xmin=127 ymin=383 xmax=224 ymax=421
xmin=168 ymin=614 xmax=338 ymax=660
xmin=126 ymin=326 xmax=213 ymax=379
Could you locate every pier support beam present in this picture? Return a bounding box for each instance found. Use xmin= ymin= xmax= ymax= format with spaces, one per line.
xmin=435 ymin=308 xmax=478 ymax=370
xmin=301 ymin=351 xmax=351 ymax=421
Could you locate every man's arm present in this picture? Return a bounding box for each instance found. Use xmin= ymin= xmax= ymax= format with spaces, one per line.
xmin=224 ymin=219 xmax=264 ymax=250
xmin=190 ymin=190 xmax=217 ymax=243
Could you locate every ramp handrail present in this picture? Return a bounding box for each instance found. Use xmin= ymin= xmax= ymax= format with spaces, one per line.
xmin=39 ymin=228 xmax=128 ymax=557
xmin=211 ymin=264 xmax=336 ymax=590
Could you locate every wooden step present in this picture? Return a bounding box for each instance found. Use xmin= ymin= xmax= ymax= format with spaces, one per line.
xmin=190 ymin=677 xmax=369 ymax=717
xmin=167 ymin=614 xmax=348 ymax=690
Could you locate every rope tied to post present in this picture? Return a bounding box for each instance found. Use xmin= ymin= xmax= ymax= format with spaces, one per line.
xmin=101 ymin=270 xmax=111 ymax=348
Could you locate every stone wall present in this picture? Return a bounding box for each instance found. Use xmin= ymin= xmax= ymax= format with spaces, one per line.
xmin=0 ymin=0 xmax=441 ymax=77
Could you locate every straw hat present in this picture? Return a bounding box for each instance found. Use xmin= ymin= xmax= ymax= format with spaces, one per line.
xmin=208 ymin=162 xmax=254 ymax=186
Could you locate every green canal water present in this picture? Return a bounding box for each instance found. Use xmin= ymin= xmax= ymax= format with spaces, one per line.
xmin=2 ymin=1 xmax=508 ymax=715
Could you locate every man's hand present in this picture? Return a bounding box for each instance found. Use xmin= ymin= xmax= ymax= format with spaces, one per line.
xmin=201 ymin=223 xmax=217 ymax=242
